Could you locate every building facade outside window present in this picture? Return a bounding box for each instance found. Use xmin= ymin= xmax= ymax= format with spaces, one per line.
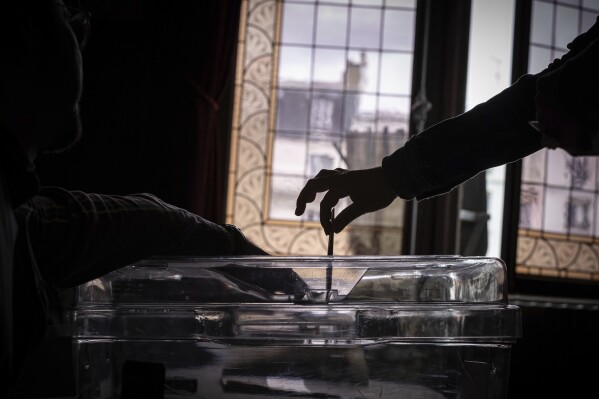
xmin=227 ymin=0 xmax=416 ymax=255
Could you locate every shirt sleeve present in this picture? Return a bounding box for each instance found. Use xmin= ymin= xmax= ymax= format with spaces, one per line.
xmin=382 ymin=74 xmax=543 ymax=201
xmin=18 ymin=187 xmax=236 ymax=288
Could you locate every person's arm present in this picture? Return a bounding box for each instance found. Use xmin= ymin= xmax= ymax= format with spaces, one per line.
xmin=383 ymin=74 xmax=543 ymax=201
xmin=296 ymin=16 xmax=599 ymax=234
xmin=18 ymin=187 xmax=267 ymax=288
xmin=535 ymin=35 xmax=599 ymax=155
xmin=296 ymin=74 xmax=543 ymax=234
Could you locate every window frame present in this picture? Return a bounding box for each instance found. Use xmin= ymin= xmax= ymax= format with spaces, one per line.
xmin=503 ymin=0 xmax=599 ymax=299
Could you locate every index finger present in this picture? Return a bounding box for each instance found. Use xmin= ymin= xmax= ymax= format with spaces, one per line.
xmin=295 ymin=174 xmax=335 ymax=216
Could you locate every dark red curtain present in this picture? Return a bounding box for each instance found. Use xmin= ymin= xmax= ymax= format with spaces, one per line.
xmin=187 ymin=0 xmax=242 ymax=221
xmin=141 ymin=0 xmax=242 ymax=221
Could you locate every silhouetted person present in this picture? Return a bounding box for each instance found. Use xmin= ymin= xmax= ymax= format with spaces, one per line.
xmin=0 ymin=2 xmax=266 ymax=397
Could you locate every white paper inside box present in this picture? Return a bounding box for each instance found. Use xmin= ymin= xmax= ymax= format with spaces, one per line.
xmin=69 ymin=256 xmax=521 ymax=399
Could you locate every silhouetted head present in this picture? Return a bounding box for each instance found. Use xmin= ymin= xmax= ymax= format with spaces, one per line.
xmin=0 ymin=0 xmax=88 ymax=159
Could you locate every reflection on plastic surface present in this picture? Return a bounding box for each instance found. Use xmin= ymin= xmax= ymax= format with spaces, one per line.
xmin=77 ymin=340 xmax=512 ymax=398
xmin=77 ymin=255 xmax=507 ymax=304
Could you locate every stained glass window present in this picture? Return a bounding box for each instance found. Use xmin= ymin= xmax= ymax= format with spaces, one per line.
xmin=227 ymin=0 xmax=417 ymax=255
xmin=517 ymin=0 xmax=599 ymax=280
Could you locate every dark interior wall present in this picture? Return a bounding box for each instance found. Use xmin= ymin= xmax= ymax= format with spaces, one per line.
xmin=508 ymin=300 xmax=599 ymax=398
xmin=35 ymin=0 xmax=240 ymax=222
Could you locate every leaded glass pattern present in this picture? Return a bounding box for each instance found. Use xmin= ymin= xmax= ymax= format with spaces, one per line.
xmin=227 ymin=0 xmax=416 ymax=255
xmin=517 ymin=0 xmax=599 ymax=280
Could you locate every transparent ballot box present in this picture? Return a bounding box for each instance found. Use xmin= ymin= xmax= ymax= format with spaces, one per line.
xmin=70 ymin=256 xmax=521 ymax=398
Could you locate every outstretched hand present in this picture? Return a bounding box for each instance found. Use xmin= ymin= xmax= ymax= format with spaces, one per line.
xmin=295 ymin=166 xmax=397 ymax=235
